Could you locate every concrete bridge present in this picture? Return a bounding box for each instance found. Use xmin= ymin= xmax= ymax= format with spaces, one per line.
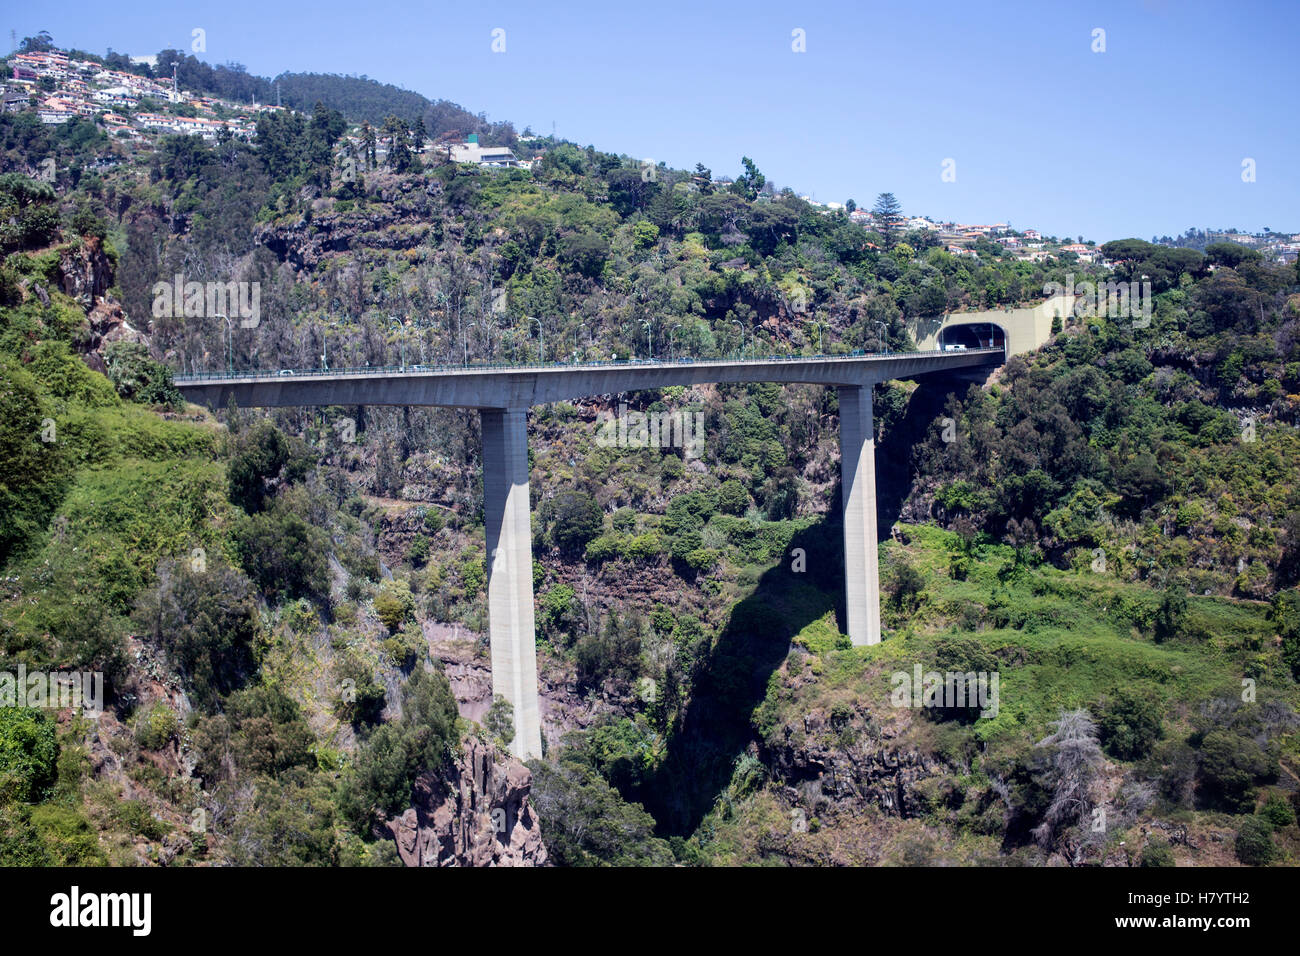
xmin=175 ymin=347 xmax=1002 ymax=758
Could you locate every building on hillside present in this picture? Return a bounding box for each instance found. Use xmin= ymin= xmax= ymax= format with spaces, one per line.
xmin=448 ymin=136 xmax=523 ymax=167
xmin=93 ymin=86 xmax=138 ymax=108
xmin=2 ymin=88 xmax=29 ymax=113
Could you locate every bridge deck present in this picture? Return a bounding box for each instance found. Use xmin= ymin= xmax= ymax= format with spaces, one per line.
xmin=173 ymin=347 xmax=1001 ymax=410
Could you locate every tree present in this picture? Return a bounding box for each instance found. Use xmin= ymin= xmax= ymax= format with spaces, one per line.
xmin=1204 ymin=241 xmax=1261 ymax=269
xmin=528 ymin=757 xmax=675 ymax=866
xmin=374 ymin=579 xmax=415 ymax=633
xmin=1139 ymin=839 xmax=1175 ymax=867
xmin=558 ymin=231 xmax=609 ymax=279
xmin=382 ymin=114 xmax=413 ymax=173
xmin=717 ymin=479 xmax=749 ymax=516
xmin=338 ymin=665 xmax=460 ymax=828
xmin=232 ymin=500 xmax=331 ymax=603
xmin=226 ymin=419 xmax=302 ymax=513
xmin=0 ymin=360 xmax=68 ymax=565
xmin=1272 ymin=588 xmax=1300 ymax=677
xmin=484 ymin=695 xmax=515 ymax=748
xmin=1099 ymin=689 xmax=1163 ymax=759
xmin=20 ymin=32 xmax=54 ymax=53
xmin=1234 ymin=816 xmax=1276 ymax=865
xmin=1197 ymin=730 xmax=1275 ymax=813
xmin=1153 ymin=585 xmax=1187 ymax=643
xmin=1032 ymin=709 xmax=1104 ymax=850
xmin=360 ymin=122 xmax=377 ymax=170
xmin=872 ymin=192 xmax=904 ymax=249
xmin=729 ymin=156 xmax=766 ymax=202
xmin=550 ymin=490 xmax=603 ymax=555
xmin=102 ymin=341 xmax=182 ymax=407
xmin=133 ymin=558 xmax=260 ymax=712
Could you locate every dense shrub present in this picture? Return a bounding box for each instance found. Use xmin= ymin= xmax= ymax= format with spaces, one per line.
xmin=133 ymin=558 xmax=260 ymax=712
xmin=1234 ymin=816 xmax=1276 ymax=866
xmin=232 ymin=500 xmax=330 ymax=603
xmin=374 ymin=579 xmax=415 ymax=633
xmin=339 ymin=665 xmax=460 ymax=829
xmin=0 ymin=709 xmax=58 ymax=803
xmin=550 ymin=490 xmax=603 ymax=556
xmin=1099 ymin=689 xmax=1164 ymax=760
xmin=1139 ymin=839 xmax=1175 ymax=867
xmin=193 ymin=686 xmax=315 ymax=785
xmin=1197 ymin=730 xmax=1276 ymax=813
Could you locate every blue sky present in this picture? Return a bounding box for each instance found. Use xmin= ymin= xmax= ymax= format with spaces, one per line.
xmin=13 ymin=0 xmax=1298 ymax=242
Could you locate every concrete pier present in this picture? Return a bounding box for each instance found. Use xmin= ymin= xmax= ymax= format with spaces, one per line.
xmin=480 ymin=409 xmax=542 ymax=759
xmin=838 ymin=385 xmax=882 ymax=646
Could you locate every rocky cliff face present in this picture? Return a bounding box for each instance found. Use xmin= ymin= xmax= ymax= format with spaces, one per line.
xmin=385 ymin=736 xmax=548 ymax=867
xmin=256 ymin=178 xmax=444 ymax=274
xmin=761 ymin=706 xmax=954 ymax=820
xmin=426 ymin=626 xmax=632 ymax=746
xmin=58 ymin=237 xmax=114 ymax=306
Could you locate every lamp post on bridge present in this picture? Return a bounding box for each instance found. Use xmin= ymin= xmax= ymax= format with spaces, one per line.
xmin=730 ymin=319 xmax=744 ymax=359
xmin=874 ymin=320 xmax=889 ymax=355
xmin=526 ymin=316 xmax=543 ymax=364
xmin=390 ymin=317 xmax=407 ymax=370
xmin=214 ymin=313 xmax=232 ymax=373
xmin=641 ymin=319 xmax=653 ymax=360
xmin=669 ymin=323 xmax=681 ymax=361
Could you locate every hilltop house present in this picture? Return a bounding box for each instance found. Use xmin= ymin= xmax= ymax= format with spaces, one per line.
xmin=448 ymin=136 xmax=523 ymax=167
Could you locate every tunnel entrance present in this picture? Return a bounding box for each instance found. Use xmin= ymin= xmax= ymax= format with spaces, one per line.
xmin=939 ymin=322 xmax=1005 ymax=351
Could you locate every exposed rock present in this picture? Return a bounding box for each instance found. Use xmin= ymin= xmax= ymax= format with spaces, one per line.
xmin=385 ymin=736 xmax=548 ymax=866
xmin=255 ymin=191 xmax=438 ymax=275
xmin=83 ymin=298 xmax=148 ymax=370
xmin=425 ymin=626 xmax=626 ymax=745
xmin=58 ymin=237 xmax=114 ymax=306
xmin=761 ymin=708 xmax=952 ymax=819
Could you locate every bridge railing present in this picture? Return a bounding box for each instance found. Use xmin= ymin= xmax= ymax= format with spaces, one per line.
xmin=172 ymin=346 xmax=1003 ymax=384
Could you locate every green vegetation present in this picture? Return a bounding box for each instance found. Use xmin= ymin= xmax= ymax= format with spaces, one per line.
xmin=0 ymin=45 xmax=1297 ymax=867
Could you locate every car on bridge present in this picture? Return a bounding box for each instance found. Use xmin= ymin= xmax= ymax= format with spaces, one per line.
xmin=943 ymin=343 xmax=968 ymax=351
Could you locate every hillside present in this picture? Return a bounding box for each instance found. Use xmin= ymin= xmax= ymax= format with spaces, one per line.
xmin=1 ymin=51 xmax=1299 ymax=868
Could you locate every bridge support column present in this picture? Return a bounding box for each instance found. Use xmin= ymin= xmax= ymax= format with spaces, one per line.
xmin=838 ymin=385 xmax=882 ymax=646
xmin=481 ymin=408 xmax=542 ymax=760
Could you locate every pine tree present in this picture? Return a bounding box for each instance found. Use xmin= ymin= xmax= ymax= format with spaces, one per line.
xmin=873 ymin=192 xmax=904 ymax=249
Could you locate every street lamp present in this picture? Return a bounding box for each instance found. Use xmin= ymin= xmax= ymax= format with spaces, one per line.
xmin=214 ymin=313 xmax=232 ymax=373
xmin=874 ymin=321 xmax=889 ymax=354
xmin=526 ymin=316 xmax=543 ymax=364
xmin=730 ymin=319 xmax=744 ymax=358
xmin=641 ymin=319 xmax=653 ymax=360
xmin=669 ymin=323 xmax=682 ymax=361
xmin=390 ymin=317 xmax=407 ymax=370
